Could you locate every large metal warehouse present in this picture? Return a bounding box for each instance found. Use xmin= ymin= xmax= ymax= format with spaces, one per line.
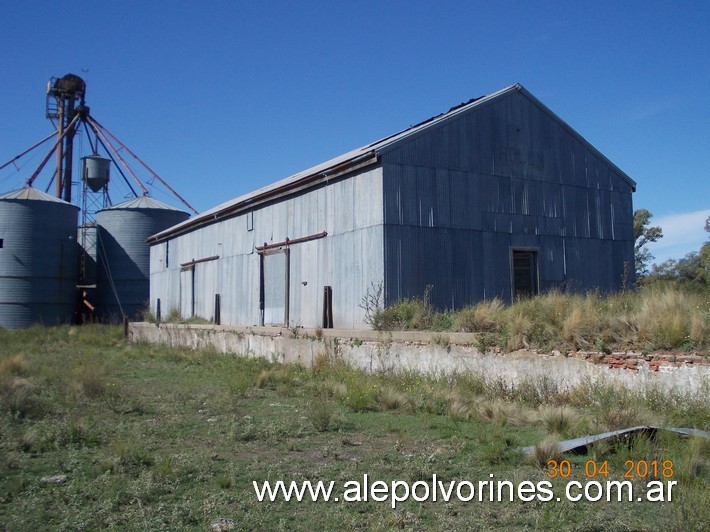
xmin=147 ymin=84 xmax=636 ymax=329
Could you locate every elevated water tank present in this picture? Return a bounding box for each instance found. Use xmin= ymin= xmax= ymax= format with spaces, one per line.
xmin=96 ymin=197 xmax=189 ymax=321
xmin=0 ymin=187 xmax=79 ymax=328
xmin=82 ymin=155 xmax=110 ymax=192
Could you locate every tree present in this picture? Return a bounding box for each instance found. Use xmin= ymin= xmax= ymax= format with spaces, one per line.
xmin=633 ymin=209 xmax=663 ymax=279
xmin=646 ymin=214 xmax=709 ymax=292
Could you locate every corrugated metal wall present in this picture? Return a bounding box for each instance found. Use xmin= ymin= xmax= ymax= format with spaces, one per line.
xmin=149 ymin=167 xmax=385 ymax=328
xmin=380 ymin=89 xmax=634 ymax=308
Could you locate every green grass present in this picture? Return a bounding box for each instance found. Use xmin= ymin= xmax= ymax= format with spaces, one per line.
xmin=0 ymin=325 xmax=708 ymax=530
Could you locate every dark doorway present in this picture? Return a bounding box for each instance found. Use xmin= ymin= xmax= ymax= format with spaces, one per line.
xmin=512 ymin=249 xmax=539 ymax=300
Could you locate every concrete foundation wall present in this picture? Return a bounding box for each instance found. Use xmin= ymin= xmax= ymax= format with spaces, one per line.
xmin=129 ymin=322 xmax=709 ymax=401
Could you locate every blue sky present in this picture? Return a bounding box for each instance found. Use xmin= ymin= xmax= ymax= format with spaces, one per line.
xmin=1 ymin=0 xmax=707 ymax=264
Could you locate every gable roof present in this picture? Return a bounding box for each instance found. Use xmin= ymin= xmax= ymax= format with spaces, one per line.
xmin=148 ymin=83 xmax=636 ymax=243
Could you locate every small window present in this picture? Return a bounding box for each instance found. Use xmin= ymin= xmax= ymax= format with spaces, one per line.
xmin=512 ymin=249 xmax=539 ymax=300
xmin=165 ymin=241 xmax=169 ymax=268
xmin=247 ymin=211 xmax=254 ymax=231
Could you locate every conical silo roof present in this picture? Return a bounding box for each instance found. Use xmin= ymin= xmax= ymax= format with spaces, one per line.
xmin=99 ymin=196 xmax=186 ymax=212
xmin=0 ymin=186 xmax=79 ymax=207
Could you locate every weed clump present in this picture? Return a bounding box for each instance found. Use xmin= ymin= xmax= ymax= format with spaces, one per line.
xmin=537 ymin=405 xmax=585 ymax=438
xmin=677 ymin=436 xmax=709 ymax=485
xmin=530 ymin=436 xmax=563 ymax=469
xmin=454 ymin=299 xmax=505 ymax=333
xmin=447 ymin=398 xmax=472 ymax=421
xmin=256 ymin=366 xmax=303 ymax=392
xmin=479 ymin=426 xmax=521 ymax=465
xmin=305 ymin=399 xmax=333 ymax=432
xmin=1 ymin=377 xmax=44 ymax=419
xmin=0 ymin=356 xmax=28 ymax=378
xmin=378 ymin=388 xmax=410 ymax=411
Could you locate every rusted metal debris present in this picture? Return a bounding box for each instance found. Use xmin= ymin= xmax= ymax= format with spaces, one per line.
xmin=522 ymin=426 xmax=710 ymax=456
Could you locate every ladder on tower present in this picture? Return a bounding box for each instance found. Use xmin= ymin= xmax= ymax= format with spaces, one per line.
xmin=46 ymin=78 xmax=60 ymax=119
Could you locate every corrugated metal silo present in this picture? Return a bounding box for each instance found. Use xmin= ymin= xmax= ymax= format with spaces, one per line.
xmin=0 ymin=187 xmax=79 ymax=328
xmin=96 ymin=197 xmax=189 ymax=321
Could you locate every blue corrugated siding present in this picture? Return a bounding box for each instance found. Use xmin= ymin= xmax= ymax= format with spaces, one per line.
xmin=381 ymin=89 xmax=634 ymax=307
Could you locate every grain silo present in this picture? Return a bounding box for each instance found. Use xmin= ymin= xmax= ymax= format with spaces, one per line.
xmin=96 ymin=197 xmax=189 ymax=321
xmin=0 ymin=187 xmax=79 ymax=328
xmin=1 ymin=74 xmax=197 ymax=325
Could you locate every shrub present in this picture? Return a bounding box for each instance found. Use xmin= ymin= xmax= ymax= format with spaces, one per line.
xmin=223 ymin=367 xmax=255 ymax=396
xmin=431 ymin=311 xmax=455 ymax=331
xmin=370 ymin=285 xmax=435 ymax=331
xmin=108 ymin=439 xmax=154 ymax=473
xmin=454 ymin=299 xmax=504 ymax=332
xmin=311 ymin=351 xmax=331 ymax=375
xmin=342 ymin=379 xmax=379 ymax=412
xmin=376 ymin=298 xmax=432 ymax=330
xmin=305 ymin=399 xmax=341 ymax=432
xmin=359 ymin=281 xmax=385 ymax=329
xmin=18 ymin=428 xmax=39 ymax=453
xmin=595 ymin=404 xmax=656 ymax=431
xmin=166 ymin=308 xmax=182 ymax=323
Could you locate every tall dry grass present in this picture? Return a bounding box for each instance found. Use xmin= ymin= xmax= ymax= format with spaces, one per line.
xmin=370 ymin=286 xmax=709 ymax=352
xmin=635 ymin=287 xmax=707 ymax=349
xmin=454 ymin=298 xmax=505 ymax=332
